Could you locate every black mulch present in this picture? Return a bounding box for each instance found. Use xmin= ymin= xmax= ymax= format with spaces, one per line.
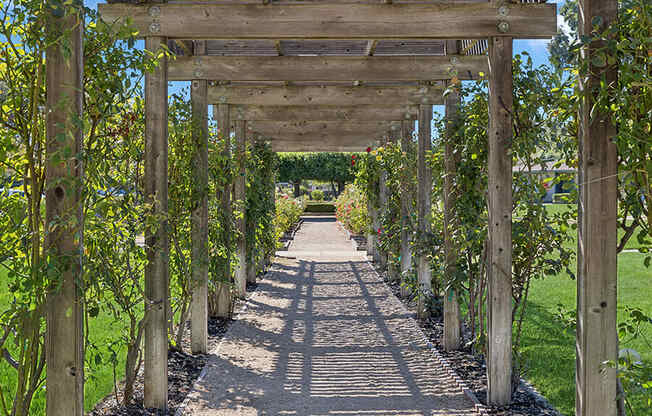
xmin=89 ymin=283 xmax=260 ymax=416
xmin=381 ymin=270 xmax=560 ymax=416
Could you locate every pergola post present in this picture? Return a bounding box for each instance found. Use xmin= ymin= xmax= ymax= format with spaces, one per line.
xmin=234 ymin=120 xmax=248 ymax=298
xmin=443 ymin=80 xmax=462 ymax=351
xmin=367 ymin=173 xmax=378 ymax=261
xmin=400 ymin=120 xmax=414 ymax=298
xmin=246 ymin=134 xmax=258 ymax=284
xmin=576 ymin=0 xmax=618 ymax=414
xmin=416 ymin=104 xmax=432 ymax=321
xmin=190 ymin=42 xmax=209 ymax=354
xmin=45 ymin=4 xmax=84 ymax=415
xmin=143 ymin=36 xmax=169 ymax=409
xmin=212 ymin=103 xmax=233 ymax=317
xmin=377 ymin=134 xmax=389 ymax=269
xmin=487 ymin=36 xmax=513 ymax=406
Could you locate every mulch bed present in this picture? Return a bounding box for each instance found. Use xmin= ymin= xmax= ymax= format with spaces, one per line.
xmin=381 ymin=270 xmax=561 ymax=416
xmin=89 ymin=283 xmax=259 ymax=416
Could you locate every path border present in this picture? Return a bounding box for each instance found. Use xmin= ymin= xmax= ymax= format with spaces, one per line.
xmin=174 ymin=269 xmax=271 ymax=416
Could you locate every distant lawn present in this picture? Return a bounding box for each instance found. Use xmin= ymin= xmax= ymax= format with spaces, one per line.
xmin=522 ymin=251 xmax=651 ymax=415
xmin=0 ymin=267 xmax=132 ymax=414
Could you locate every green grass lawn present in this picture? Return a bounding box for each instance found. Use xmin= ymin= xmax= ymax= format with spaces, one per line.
xmin=521 ymin=209 xmax=651 ymax=416
xmin=0 ymin=267 xmax=131 ymax=414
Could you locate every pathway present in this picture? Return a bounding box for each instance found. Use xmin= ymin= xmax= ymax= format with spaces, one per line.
xmin=181 ymin=216 xmax=477 ymax=415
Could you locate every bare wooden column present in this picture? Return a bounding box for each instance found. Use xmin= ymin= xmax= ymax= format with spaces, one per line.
xmin=212 ymin=103 xmax=232 ymax=317
xmin=487 ymin=36 xmax=513 ymax=406
xmin=443 ymin=80 xmax=462 ymax=351
xmin=190 ymin=41 xmax=209 ymax=354
xmin=576 ymin=0 xmax=618 ymax=414
xmin=400 ymin=120 xmax=414 ymax=297
xmin=143 ymin=36 xmax=169 ymax=409
xmin=417 ymin=104 xmax=432 ymax=321
xmin=234 ymin=120 xmax=248 ymax=298
xmin=377 ymin=134 xmax=389 ymax=269
xmin=45 ymin=4 xmax=84 ymax=415
xmin=246 ymin=134 xmax=258 ymax=284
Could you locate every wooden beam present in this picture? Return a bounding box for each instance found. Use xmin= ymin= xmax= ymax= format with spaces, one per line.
xmin=248 ymin=121 xmax=398 ymax=135
xmin=576 ymin=0 xmax=618 ymax=415
xmin=99 ymin=3 xmax=557 ymax=40
xmin=271 ymin=143 xmax=367 ymax=152
xmin=45 ymin=5 xmax=84 ymax=415
xmin=170 ymin=56 xmax=486 ymax=81
xmin=443 ymin=81 xmax=462 ymax=351
xmin=250 ymin=125 xmax=397 ymax=139
xmin=416 ymin=104 xmax=432 ymax=321
xmin=211 ymin=104 xmax=233 ymax=318
xmin=209 ymin=85 xmax=445 ymax=106
xmin=487 ymin=36 xmax=513 ymax=406
xmin=143 ymin=36 xmax=169 ymax=410
xmin=190 ymin=73 xmax=209 ymax=354
xmin=400 ymin=119 xmax=414 ymax=298
xmin=232 ymin=105 xmax=417 ymax=121
xmin=256 ymin=133 xmax=381 ymax=146
xmin=234 ymin=120 xmax=247 ymax=298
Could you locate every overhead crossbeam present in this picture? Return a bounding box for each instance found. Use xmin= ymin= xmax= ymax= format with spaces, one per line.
xmin=231 ymin=105 xmax=416 ymax=121
xmin=251 ymin=132 xmax=386 ymax=145
xmin=99 ymin=2 xmax=557 ymax=39
xmin=210 ymin=85 xmax=445 ymax=106
xmin=170 ymin=56 xmax=486 ymax=81
xmin=247 ymin=121 xmax=399 ymax=135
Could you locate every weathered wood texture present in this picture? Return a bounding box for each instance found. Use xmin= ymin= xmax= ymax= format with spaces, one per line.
xmin=252 ymin=133 xmax=384 ymax=146
xmin=45 ymin=7 xmax=84 ymax=416
xmin=234 ymin=120 xmax=247 ymax=298
xmin=416 ymin=104 xmax=432 ymax=321
xmin=190 ymin=76 xmax=209 ymax=354
xmin=209 ymin=85 xmax=445 ymax=106
xmin=231 ymin=105 xmax=417 ymax=121
xmin=271 ymin=143 xmax=368 ymax=152
xmin=576 ymin=0 xmax=618 ymax=414
xmin=487 ymin=36 xmax=513 ymax=406
xmin=249 ymin=121 xmax=398 ymax=136
xmin=99 ymin=3 xmax=557 ymax=39
xmin=169 ymin=56 xmax=486 ymax=81
xmin=211 ymin=104 xmax=233 ymax=318
xmin=400 ymin=120 xmax=414 ymax=298
xmin=377 ymin=134 xmax=389 ymax=267
xmin=443 ymin=82 xmax=462 ymax=351
xmin=143 ymin=36 xmax=169 ymax=410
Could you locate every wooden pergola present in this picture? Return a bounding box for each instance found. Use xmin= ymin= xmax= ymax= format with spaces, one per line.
xmin=45 ymin=1 xmax=618 ymax=415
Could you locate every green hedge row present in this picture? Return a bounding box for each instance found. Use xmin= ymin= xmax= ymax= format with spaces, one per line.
xmin=304 ymin=203 xmax=336 ymax=213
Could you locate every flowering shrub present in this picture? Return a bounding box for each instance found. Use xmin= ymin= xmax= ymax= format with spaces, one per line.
xmin=335 ymin=184 xmax=369 ymax=235
xmin=274 ymin=194 xmax=304 ymax=247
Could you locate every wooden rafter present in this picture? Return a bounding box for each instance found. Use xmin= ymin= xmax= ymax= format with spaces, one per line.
xmin=209 ymin=85 xmax=444 ymax=106
xmin=170 ymin=55 xmax=486 ymax=81
xmin=99 ymin=2 xmax=557 ymax=40
xmin=230 ymin=105 xmax=417 ymax=121
xmin=246 ymin=120 xmax=399 ymax=135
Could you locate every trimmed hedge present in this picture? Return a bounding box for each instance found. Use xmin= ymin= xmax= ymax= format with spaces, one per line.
xmin=304 ymin=203 xmax=336 ymax=213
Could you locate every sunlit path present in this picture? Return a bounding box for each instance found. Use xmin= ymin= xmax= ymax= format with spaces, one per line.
xmin=181 ymin=217 xmax=476 ymax=415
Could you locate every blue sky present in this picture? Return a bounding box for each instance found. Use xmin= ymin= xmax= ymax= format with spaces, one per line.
xmin=84 ymin=0 xmax=567 ymax=125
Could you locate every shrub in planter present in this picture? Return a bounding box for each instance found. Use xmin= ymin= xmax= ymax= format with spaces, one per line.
xmin=304 ymin=202 xmax=335 ymax=213
xmin=311 ymin=189 xmax=325 ymax=201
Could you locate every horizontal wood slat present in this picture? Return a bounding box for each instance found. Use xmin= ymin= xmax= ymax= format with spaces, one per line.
xmin=99 ymin=3 xmax=556 ymax=40
xmin=170 ymin=56 xmax=486 ymax=81
xmin=230 ymin=105 xmax=417 ymax=121
xmin=209 ymin=85 xmax=444 ymax=105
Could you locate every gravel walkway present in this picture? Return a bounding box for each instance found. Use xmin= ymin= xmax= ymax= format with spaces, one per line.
xmin=181 ymin=217 xmax=477 ymax=415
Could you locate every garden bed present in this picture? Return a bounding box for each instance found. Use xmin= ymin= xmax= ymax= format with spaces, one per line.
xmin=380 ymin=269 xmax=561 ymax=416
xmin=88 ymin=283 xmax=259 ymax=416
